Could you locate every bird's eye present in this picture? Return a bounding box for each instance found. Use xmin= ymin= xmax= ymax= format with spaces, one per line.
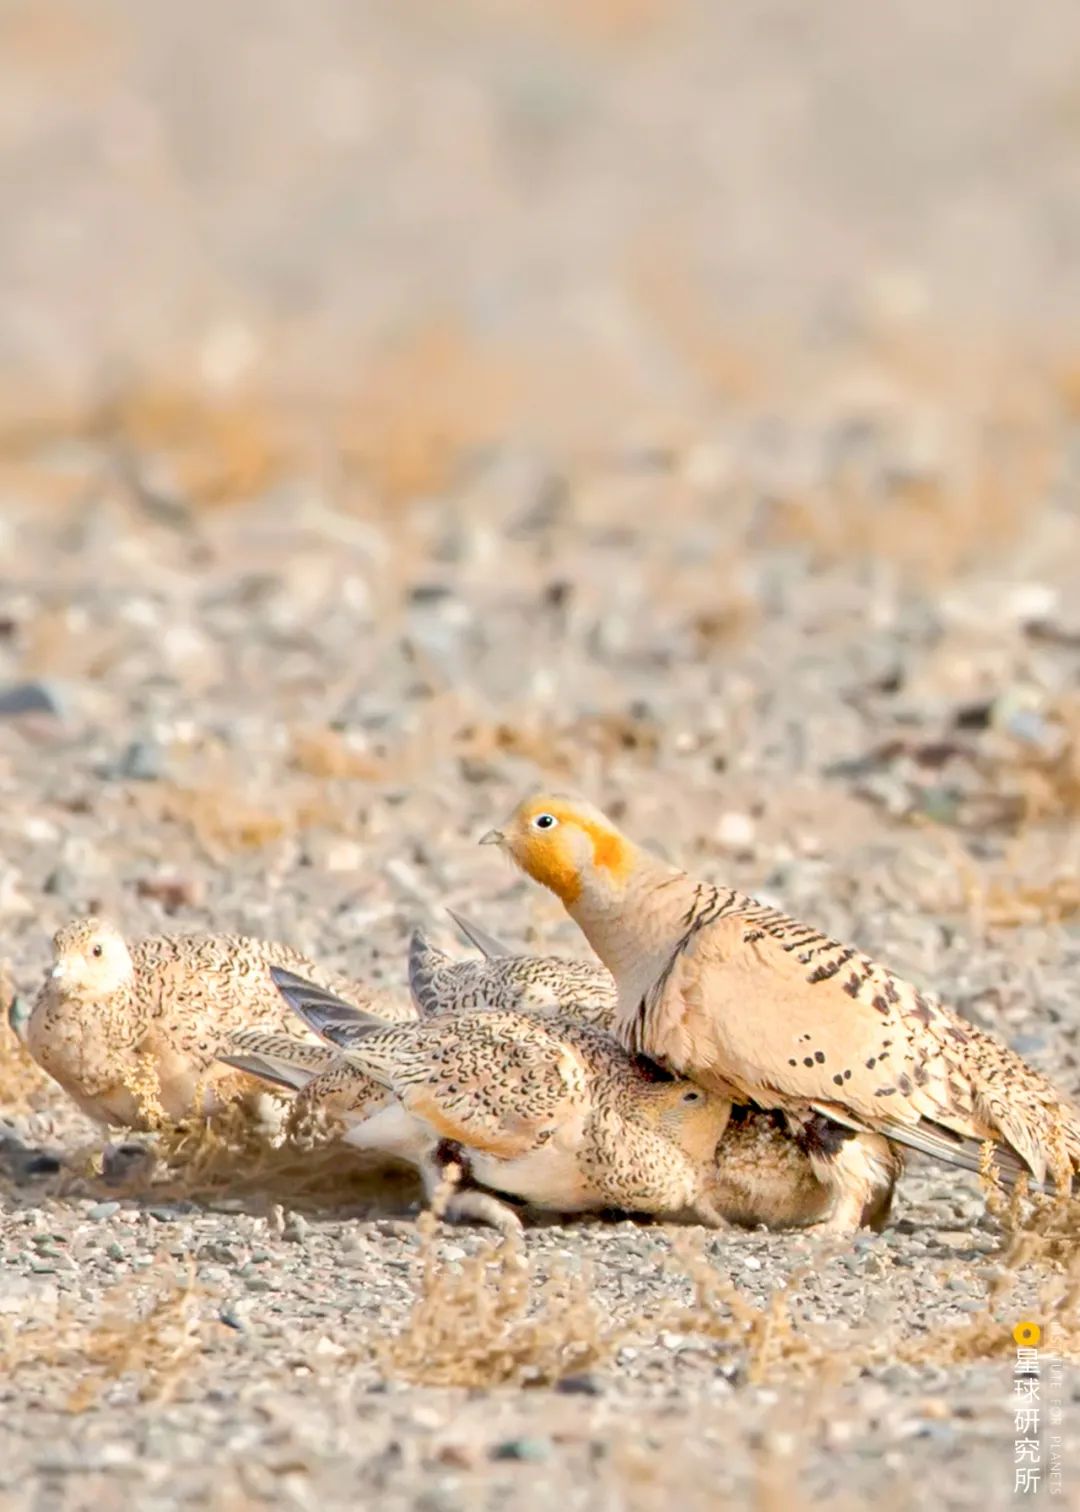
xmin=682 ymin=1089 xmax=702 ymax=1104
xmin=91 ymin=944 xmax=103 ymax=959
xmin=532 ymin=813 xmax=558 ymax=831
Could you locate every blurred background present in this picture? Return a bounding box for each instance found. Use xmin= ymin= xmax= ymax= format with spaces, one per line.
xmin=5 ymin=0 xmax=1080 ymax=400
xmin=1 ymin=0 xmax=1080 ymax=995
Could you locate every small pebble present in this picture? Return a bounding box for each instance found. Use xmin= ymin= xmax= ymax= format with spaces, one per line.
xmin=0 ymin=681 xmax=65 ymax=720
xmin=86 ymin=1201 xmax=121 ymax=1221
xmin=114 ymin=738 xmax=167 ymax=782
xmin=555 ymin=1374 xmax=602 ymax=1397
xmin=490 ymin=1437 xmax=551 ymax=1464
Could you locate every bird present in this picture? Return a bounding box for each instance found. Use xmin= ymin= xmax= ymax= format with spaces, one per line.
xmin=407 ymin=926 xmax=616 ymax=1027
xmin=421 ymin=919 xmax=887 ymax=1225
xmin=480 ymin=791 xmax=1080 ymax=1232
xmin=240 ymin=966 xmax=736 ymax=1233
xmin=25 ymin=916 xmax=409 ymax=1129
xmin=221 ymin=967 xmax=858 ymax=1233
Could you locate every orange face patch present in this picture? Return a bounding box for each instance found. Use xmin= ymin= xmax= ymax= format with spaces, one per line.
xmin=582 ymin=819 xmax=631 ymax=880
xmin=516 ymin=836 xmax=584 ymax=907
xmin=509 ymin=797 xmax=633 ymax=904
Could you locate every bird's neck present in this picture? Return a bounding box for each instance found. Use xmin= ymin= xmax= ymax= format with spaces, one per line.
xmin=67 ymin=977 xmax=142 ymax=1030
xmin=567 ymin=853 xmax=689 ymax=1007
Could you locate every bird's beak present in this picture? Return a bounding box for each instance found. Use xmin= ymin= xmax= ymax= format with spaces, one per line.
xmin=479 ymin=829 xmax=504 ymax=847
xmin=50 ymin=962 xmax=66 ymax=981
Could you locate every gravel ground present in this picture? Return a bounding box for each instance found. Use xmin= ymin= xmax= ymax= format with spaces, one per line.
xmin=4 ymin=4 xmax=1080 ymax=1510
xmin=3 ymin=429 xmax=1080 ymax=1512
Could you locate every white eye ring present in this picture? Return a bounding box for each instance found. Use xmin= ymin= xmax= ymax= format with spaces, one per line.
xmin=532 ymin=812 xmax=559 ymax=831
xmin=681 ymin=1089 xmax=702 ymax=1104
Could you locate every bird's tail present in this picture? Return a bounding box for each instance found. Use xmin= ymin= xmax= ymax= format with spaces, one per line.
xmin=973 ymin=1075 xmax=1080 ymax=1192
xmin=270 ymin=966 xmax=394 ymax=1046
xmin=218 ymin=1028 xmax=338 ymax=1092
xmin=407 ymin=929 xmax=453 ymax=1016
xmin=445 ymin=909 xmax=515 ymax=959
xmin=934 ymin=1012 xmax=1080 ymax=1190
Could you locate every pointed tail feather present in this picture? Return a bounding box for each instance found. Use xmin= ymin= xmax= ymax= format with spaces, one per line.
xmin=270 ymin=966 xmax=390 ymax=1041
xmin=218 ymin=1050 xmax=311 ymax=1093
xmin=407 ymin=930 xmax=452 ymax=1016
xmin=947 ymin=1025 xmax=1080 ymax=1189
xmin=445 ymin=909 xmax=515 ymax=959
xmin=218 ymin=1028 xmax=339 ymax=1092
xmin=812 ymin=1101 xmax=1051 ymax=1192
xmin=315 ymin=1018 xmax=391 ymax=1052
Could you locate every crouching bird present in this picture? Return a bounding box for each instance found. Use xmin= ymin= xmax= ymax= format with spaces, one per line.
xmin=223 ymin=966 xmax=872 ymax=1234
xmin=25 ymin=916 xmax=408 ymax=1128
xmin=225 ymin=967 xmax=734 ymax=1235
xmin=480 ymin=792 xmax=1080 ymax=1233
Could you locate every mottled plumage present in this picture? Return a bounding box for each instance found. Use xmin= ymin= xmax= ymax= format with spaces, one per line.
xmin=408 ymin=928 xmax=616 ymax=1028
xmin=485 ymin=792 xmax=1080 ymax=1231
xmin=263 ymin=967 xmax=731 ymax=1230
xmin=222 ymin=1027 xmax=394 ymax=1126
xmin=26 ymin=917 xmax=408 ymax=1128
xmin=224 ymin=968 xmax=860 ymax=1233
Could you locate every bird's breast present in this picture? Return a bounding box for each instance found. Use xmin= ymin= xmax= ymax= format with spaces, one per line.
xmin=468 ymin=1145 xmax=594 ymax=1212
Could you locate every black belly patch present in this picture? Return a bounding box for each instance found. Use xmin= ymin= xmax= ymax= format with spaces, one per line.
xmin=434 ymin=1138 xmax=474 ymax=1184
xmin=796 ymin=1113 xmax=856 ymax=1159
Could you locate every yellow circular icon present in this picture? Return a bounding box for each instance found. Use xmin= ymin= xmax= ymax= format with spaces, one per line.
xmin=1013 ymin=1322 xmax=1041 ymax=1347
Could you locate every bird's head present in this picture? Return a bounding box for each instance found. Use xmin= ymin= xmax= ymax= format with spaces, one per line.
xmin=480 ymin=792 xmax=636 ymax=909
xmin=648 ymin=1078 xmax=730 ymax=1160
xmin=48 ymin=917 xmax=134 ymax=1001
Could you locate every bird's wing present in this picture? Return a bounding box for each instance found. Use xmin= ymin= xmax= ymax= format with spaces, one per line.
xmin=341 ymin=1011 xmax=587 ymax=1159
xmin=642 ymin=901 xmax=981 ymax=1136
xmin=812 ymin=1099 xmax=1038 ymax=1187
xmin=505 ymin=957 xmax=617 ymax=1022
xmin=640 ymin=892 xmax=1080 ymax=1184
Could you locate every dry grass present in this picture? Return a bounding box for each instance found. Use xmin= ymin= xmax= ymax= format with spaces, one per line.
xmin=762 ymin=464 xmax=1043 ymax=582
xmin=147 ymin=1102 xmax=418 ymax=1212
xmin=377 ymin=1207 xmax=835 ymax=1393
xmin=1 ymin=1259 xmax=208 ymax=1412
xmin=998 ymin=694 xmax=1080 ymax=823
xmin=103 ymin=386 xmax=294 ymax=505
xmin=0 ymin=977 xmax=48 ymax=1109
xmin=993 ymin=1181 xmax=1080 ymax=1269
xmin=0 ymin=385 xmax=299 ymax=510
xmin=379 ymin=1179 xmax=1080 ymax=1393
xmin=654 ymin=1238 xmax=832 ymax=1386
xmin=664 ymin=1217 xmax=1080 ymax=1376
xmin=0 ymin=1034 xmax=47 ymax=1109
xmin=290 ymin=728 xmax=388 ymax=782
xmin=933 ymin=822 xmax=1080 ymax=931
xmin=453 ymin=706 xmax=668 ymax=781
xmin=0 ymin=319 xmax=517 ymax=515
xmin=962 ymin=872 xmax=1080 ymax=928
xmin=750 ymin=343 xmax=1058 ymax=579
xmin=888 ymin=1241 xmax=1080 ymax=1368
xmin=378 ymin=1179 xmax=620 ymax=1387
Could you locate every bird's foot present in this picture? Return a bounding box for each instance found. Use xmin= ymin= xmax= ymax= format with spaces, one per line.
xmin=444 ymin=1188 xmax=524 ymax=1240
